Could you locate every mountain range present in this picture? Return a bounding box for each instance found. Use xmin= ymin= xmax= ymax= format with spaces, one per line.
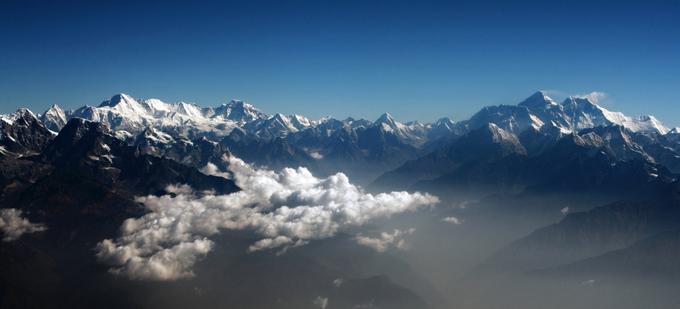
xmin=3 ymin=90 xmax=680 ymax=309
xmin=5 ymin=90 xmax=676 ymax=185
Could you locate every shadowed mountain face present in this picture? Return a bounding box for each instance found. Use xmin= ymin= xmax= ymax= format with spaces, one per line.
xmin=373 ymin=124 xmax=676 ymax=204
xmin=40 ymin=118 xmax=239 ymax=196
xmin=0 ymin=109 xmax=54 ymax=158
xmin=370 ymin=123 xmax=527 ymax=191
xmin=0 ymin=119 xmax=243 ymax=309
xmin=537 ymin=229 xmax=680 ymax=281
xmin=480 ymin=195 xmax=680 ymax=273
xmin=0 ymin=119 xmax=239 ymax=246
xmin=452 ymin=191 xmax=680 ymax=309
xmin=3 ymin=91 xmax=680 ymax=309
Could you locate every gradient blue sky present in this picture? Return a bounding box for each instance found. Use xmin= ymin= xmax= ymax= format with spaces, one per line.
xmin=1 ymin=0 xmax=679 ymax=125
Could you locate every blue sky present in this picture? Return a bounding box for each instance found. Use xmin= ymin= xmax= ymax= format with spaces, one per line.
xmin=1 ymin=0 xmax=679 ymax=125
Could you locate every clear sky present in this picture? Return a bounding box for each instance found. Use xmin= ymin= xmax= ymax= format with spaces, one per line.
xmin=1 ymin=0 xmax=679 ymax=125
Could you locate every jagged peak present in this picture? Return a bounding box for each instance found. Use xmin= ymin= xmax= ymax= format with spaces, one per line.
xmin=290 ymin=114 xmax=312 ymax=127
xmin=46 ymin=103 xmax=63 ymax=111
xmin=14 ymin=108 xmax=37 ymax=118
xmin=561 ymin=96 xmax=669 ymax=134
xmin=99 ymin=93 xmax=138 ymax=108
xmin=222 ymin=99 xmax=252 ymax=108
xmin=518 ymin=90 xmax=558 ymax=109
xmin=1 ymin=108 xmax=39 ymax=125
xmin=374 ymin=112 xmax=396 ymax=125
xmin=42 ymin=104 xmax=66 ymax=116
xmin=52 ymin=118 xmax=105 ymax=142
xmin=561 ymin=95 xmax=598 ymax=107
xmin=435 ymin=117 xmax=454 ymax=125
xmin=271 ymin=113 xmax=289 ymax=121
xmin=216 ymin=99 xmax=265 ymax=121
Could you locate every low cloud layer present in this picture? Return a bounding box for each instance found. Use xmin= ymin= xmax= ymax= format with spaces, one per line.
xmin=96 ymin=156 xmax=438 ymax=280
xmin=355 ymin=228 xmax=416 ymax=252
xmin=0 ymin=208 xmax=46 ymax=242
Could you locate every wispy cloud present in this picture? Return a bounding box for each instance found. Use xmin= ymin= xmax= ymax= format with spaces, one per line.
xmin=314 ymin=296 xmax=329 ymax=309
xmin=575 ymin=91 xmax=608 ymax=104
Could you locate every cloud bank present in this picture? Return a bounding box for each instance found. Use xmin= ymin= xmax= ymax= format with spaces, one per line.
xmin=0 ymin=208 xmax=46 ymax=242
xmin=96 ymin=156 xmax=438 ymax=280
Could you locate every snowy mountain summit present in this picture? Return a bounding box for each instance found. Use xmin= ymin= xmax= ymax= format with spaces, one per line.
xmin=460 ymin=91 xmax=669 ymax=136
xmin=1 ymin=91 xmax=671 ymax=153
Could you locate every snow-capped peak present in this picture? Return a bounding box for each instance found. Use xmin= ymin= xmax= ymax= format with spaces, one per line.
xmin=70 ymin=94 xmax=246 ymax=136
xmin=562 ymin=96 xmax=669 ymax=134
xmin=40 ymin=104 xmax=68 ymax=132
xmin=99 ymin=93 xmax=139 ymax=108
xmin=215 ymin=99 xmax=266 ymax=123
xmin=270 ymin=113 xmax=298 ymax=131
xmin=434 ymin=117 xmax=455 ymax=127
xmin=96 ymin=93 xmax=152 ymax=120
xmin=2 ymin=108 xmax=38 ymax=126
xmin=15 ymin=108 xmax=37 ymax=119
xmin=518 ymin=90 xmax=558 ymax=109
xmin=14 ymin=91 xmax=673 ymax=153
xmin=628 ymin=115 xmax=668 ymax=134
xmin=290 ymin=114 xmax=313 ymax=130
xmin=375 ymin=112 xmax=406 ymax=133
xmin=44 ymin=104 xmax=63 ymax=114
xmin=374 ymin=112 xmax=397 ymax=126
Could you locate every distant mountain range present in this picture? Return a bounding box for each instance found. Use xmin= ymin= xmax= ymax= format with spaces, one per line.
xmin=3 ymin=90 xmax=678 ymax=185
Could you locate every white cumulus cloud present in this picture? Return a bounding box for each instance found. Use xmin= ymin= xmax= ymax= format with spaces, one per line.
xmin=442 ymin=216 xmax=462 ymax=225
xmin=355 ymin=228 xmax=416 ymax=252
xmin=96 ymin=156 xmax=438 ymax=280
xmin=0 ymin=208 xmax=47 ymax=242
